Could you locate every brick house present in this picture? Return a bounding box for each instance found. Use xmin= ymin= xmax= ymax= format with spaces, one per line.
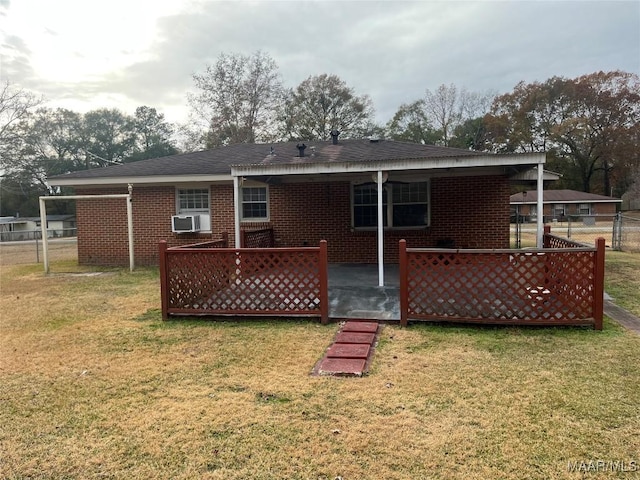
xmin=49 ymin=138 xmax=546 ymax=269
xmin=510 ymin=189 xmax=621 ymax=223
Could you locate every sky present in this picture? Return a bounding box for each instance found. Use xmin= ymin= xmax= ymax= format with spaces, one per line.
xmin=1 ymin=0 xmax=639 ymax=126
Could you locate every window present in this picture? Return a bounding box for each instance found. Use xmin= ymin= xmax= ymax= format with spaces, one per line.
xmin=578 ymin=203 xmax=591 ymax=215
xmin=242 ymin=186 xmax=268 ymax=221
xmin=553 ymin=204 xmax=565 ymax=218
xmin=178 ymin=188 xmax=209 ymax=213
xmin=352 ymin=181 xmax=429 ymax=228
xmin=176 ymin=188 xmax=211 ymax=231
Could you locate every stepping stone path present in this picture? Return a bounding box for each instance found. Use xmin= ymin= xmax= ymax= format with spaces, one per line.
xmin=314 ymin=321 xmax=381 ymax=377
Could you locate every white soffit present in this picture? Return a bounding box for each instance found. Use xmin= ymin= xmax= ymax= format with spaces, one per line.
xmin=49 ymin=174 xmax=231 ymax=187
xmin=231 ymin=153 xmax=546 ymax=177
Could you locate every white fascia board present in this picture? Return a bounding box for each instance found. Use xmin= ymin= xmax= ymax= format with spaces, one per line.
xmin=231 ymin=153 xmax=546 ymax=177
xmin=49 ymin=174 xmax=232 ymax=187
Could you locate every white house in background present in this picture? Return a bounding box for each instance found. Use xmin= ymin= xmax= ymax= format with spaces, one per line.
xmin=0 ymin=215 xmax=76 ymax=241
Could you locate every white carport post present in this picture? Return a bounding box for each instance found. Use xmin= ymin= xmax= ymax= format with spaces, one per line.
xmin=39 ymin=185 xmax=134 ymax=273
xmin=536 ymin=162 xmax=544 ymax=248
xmin=377 ymin=170 xmax=385 ymax=287
xmin=233 ymin=175 xmax=241 ymax=248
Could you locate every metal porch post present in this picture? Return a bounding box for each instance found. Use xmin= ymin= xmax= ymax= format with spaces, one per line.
xmin=536 ymin=162 xmax=544 ymax=248
xmin=233 ymin=176 xmax=241 ymax=248
xmin=377 ymin=170 xmax=384 ymax=287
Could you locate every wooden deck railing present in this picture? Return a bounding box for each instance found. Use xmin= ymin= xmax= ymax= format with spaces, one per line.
xmin=241 ymin=228 xmax=275 ymax=248
xmin=399 ymin=233 xmax=605 ymax=330
xmin=159 ymin=240 xmax=328 ymax=323
xmin=178 ymin=232 xmax=229 ymax=249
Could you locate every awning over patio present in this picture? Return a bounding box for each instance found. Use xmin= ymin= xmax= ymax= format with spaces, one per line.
xmin=229 ymin=140 xmax=546 ymax=286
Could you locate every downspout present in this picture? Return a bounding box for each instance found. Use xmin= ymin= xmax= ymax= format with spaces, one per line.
xmin=377 ymin=170 xmax=384 ymax=287
xmin=536 ymin=162 xmax=544 ymax=248
xmin=233 ymin=175 xmax=241 ymax=248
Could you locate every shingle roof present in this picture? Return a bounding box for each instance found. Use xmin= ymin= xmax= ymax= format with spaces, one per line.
xmin=49 ymin=139 xmax=483 ymax=181
xmin=510 ymin=189 xmax=621 ymax=203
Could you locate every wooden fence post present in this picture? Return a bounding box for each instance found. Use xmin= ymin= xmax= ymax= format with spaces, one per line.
xmin=543 ymin=225 xmax=551 ymax=248
xmin=159 ymin=240 xmax=169 ymax=321
xmin=319 ymin=240 xmax=329 ymax=325
xmin=399 ymin=239 xmax=408 ymax=327
xmin=593 ymin=237 xmax=605 ymax=331
xmin=221 ymin=231 xmax=229 ymax=247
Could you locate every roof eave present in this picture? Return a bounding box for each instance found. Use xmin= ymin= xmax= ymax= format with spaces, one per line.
xmin=49 ymin=174 xmax=232 ymax=187
xmin=231 ymin=153 xmax=546 ymax=177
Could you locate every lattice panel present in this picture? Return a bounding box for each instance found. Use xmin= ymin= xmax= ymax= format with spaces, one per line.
xmin=166 ymin=249 xmax=321 ymax=315
xmin=243 ymin=229 xmax=275 ymax=248
xmin=406 ymin=250 xmax=596 ymax=323
xmin=545 ymin=234 xmax=587 ymax=249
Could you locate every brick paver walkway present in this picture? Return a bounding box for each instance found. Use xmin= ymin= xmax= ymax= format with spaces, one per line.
xmin=314 ymin=321 xmax=381 ymax=377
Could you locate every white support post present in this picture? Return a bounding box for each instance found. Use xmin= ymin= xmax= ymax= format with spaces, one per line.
xmin=377 ymin=170 xmax=384 ymax=287
xmin=536 ymin=162 xmax=544 ymax=248
xmin=39 ymin=192 xmax=134 ymax=273
xmin=127 ymin=184 xmax=134 ymax=271
xmin=233 ymin=176 xmax=241 ymax=248
xmin=39 ymin=196 xmax=49 ymax=273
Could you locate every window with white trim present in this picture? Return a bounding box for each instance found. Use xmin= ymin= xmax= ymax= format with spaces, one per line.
xmin=352 ymin=181 xmax=429 ymax=228
xmin=178 ymin=188 xmax=209 ymax=213
xmin=241 ymin=186 xmax=269 ymax=221
xmin=176 ymin=187 xmax=211 ymax=231
xmin=578 ymin=203 xmax=591 ymax=215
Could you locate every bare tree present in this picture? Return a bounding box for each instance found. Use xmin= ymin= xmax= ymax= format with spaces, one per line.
xmin=281 ymin=74 xmax=375 ymax=141
xmin=387 ymin=84 xmax=495 ymax=147
xmin=0 ymin=80 xmax=42 ymax=152
xmin=188 ymin=51 xmax=284 ymax=146
xmin=423 ymin=84 xmax=460 ymax=146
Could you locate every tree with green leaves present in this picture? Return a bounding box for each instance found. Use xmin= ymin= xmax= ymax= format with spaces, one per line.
xmin=188 ymin=51 xmax=284 ymax=146
xmin=81 ymin=108 xmax=136 ymax=166
xmin=281 ymin=74 xmax=376 ymax=141
xmin=385 ymin=100 xmax=439 ymax=144
xmin=129 ymin=106 xmax=178 ymax=161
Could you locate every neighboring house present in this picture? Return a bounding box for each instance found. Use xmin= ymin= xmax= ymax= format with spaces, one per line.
xmin=0 ymin=215 xmax=76 ymax=242
xmin=49 ymin=138 xmax=546 ymax=267
xmin=510 ymin=189 xmax=621 ymax=223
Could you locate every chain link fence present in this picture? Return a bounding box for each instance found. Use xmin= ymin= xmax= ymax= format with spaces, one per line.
xmin=512 ymin=213 xmax=640 ymax=252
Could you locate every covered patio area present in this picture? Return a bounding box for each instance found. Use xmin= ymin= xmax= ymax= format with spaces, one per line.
xmin=328 ymin=264 xmax=400 ymax=320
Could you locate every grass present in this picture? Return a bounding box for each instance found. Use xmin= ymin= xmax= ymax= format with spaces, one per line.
xmin=1 ymin=245 xmax=639 ymax=479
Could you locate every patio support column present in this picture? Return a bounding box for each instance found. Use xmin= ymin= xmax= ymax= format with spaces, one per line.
xmin=536 ymin=162 xmax=544 ymax=248
xmin=377 ymin=170 xmax=384 ymax=287
xmin=233 ymin=175 xmax=241 ymax=248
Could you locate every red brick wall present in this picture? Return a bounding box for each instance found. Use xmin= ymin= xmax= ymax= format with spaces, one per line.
xmin=76 ymin=187 xmax=220 ymax=266
xmin=75 ymin=174 xmax=510 ymax=266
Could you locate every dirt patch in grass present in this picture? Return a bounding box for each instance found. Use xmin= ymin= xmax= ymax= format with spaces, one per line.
xmin=1 ymin=258 xmax=640 ymax=479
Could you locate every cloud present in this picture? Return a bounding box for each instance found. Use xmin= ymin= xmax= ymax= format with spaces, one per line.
xmin=0 ymin=34 xmax=36 ymax=86
xmin=4 ymin=0 xmax=639 ymax=126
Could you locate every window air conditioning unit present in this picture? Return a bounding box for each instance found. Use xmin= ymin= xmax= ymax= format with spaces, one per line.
xmin=171 ymin=215 xmax=201 ymax=233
